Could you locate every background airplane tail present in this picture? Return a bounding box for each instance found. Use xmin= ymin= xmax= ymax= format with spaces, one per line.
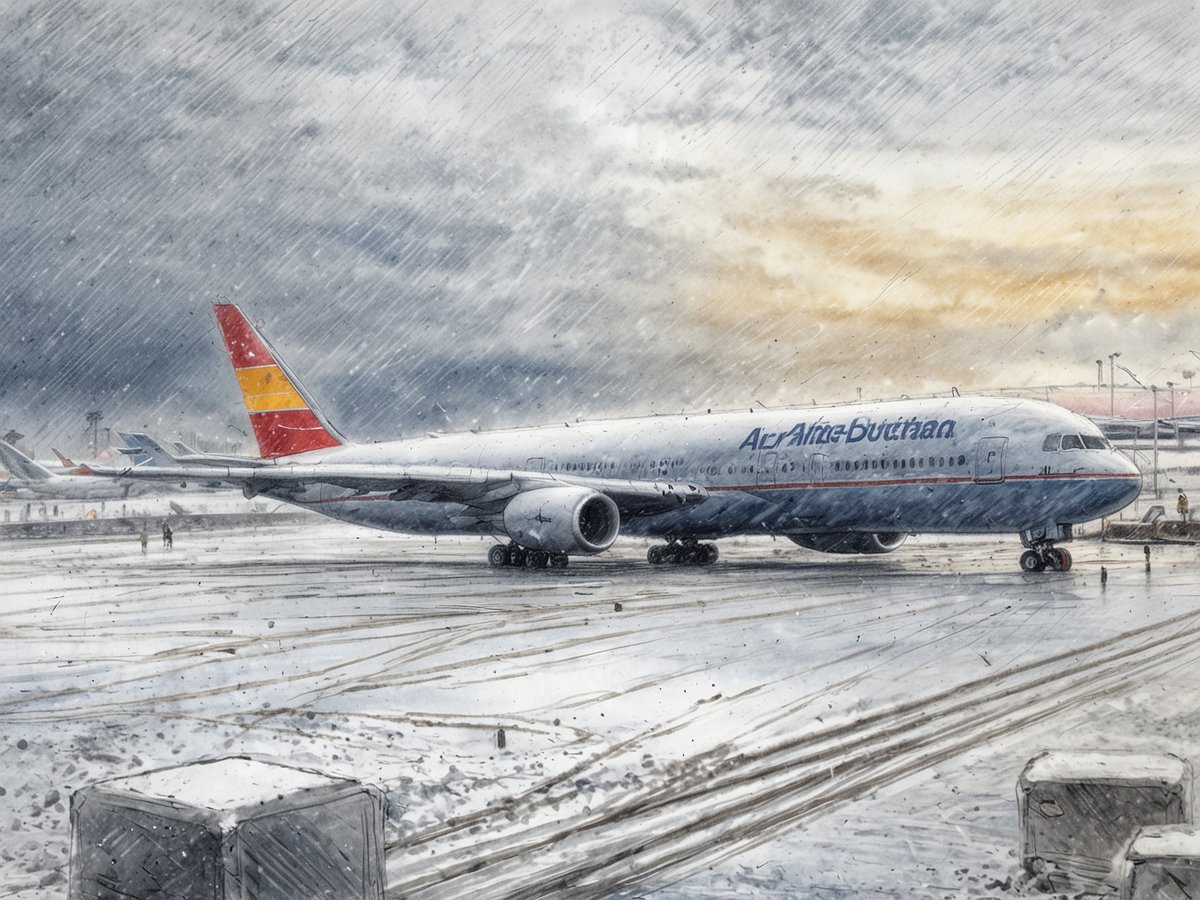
xmin=51 ymin=448 xmax=91 ymax=475
xmin=121 ymin=433 xmax=179 ymax=467
xmin=0 ymin=441 xmax=55 ymax=481
xmin=212 ymin=304 xmax=344 ymax=459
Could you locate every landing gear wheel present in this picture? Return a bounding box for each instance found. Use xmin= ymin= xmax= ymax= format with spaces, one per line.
xmin=702 ymin=543 xmax=719 ymax=565
xmin=525 ymin=549 xmax=550 ymax=569
xmin=647 ymin=546 xmax=665 ymax=565
xmin=549 ymin=553 xmax=569 ymax=569
xmin=487 ymin=544 xmax=511 ymax=568
xmin=508 ymin=546 xmax=527 ymax=568
xmin=1043 ymin=547 xmax=1073 ymax=572
xmin=1020 ymin=550 xmax=1046 ymax=573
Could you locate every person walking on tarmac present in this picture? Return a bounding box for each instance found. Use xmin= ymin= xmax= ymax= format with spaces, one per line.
xmin=139 ymin=530 xmax=148 ymax=555
xmin=1178 ymin=489 xmax=1190 ymax=522
xmin=163 ymin=523 xmax=173 ymax=550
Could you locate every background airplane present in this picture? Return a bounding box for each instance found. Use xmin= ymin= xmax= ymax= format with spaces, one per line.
xmin=0 ymin=440 xmax=171 ymax=500
xmin=94 ymin=304 xmax=1141 ymax=572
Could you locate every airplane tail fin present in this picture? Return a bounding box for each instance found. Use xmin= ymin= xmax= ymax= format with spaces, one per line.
xmin=212 ymin=304 xmax=345 ymax=459
xmin=0 ymin=441 xmax=55 ymax=481
xmin=123 ymin=433 xmax=181 ymax=467
xmin=51 ymin=448 xmax=92 ymax=475
xmin=116 ymin=434 xmax=152 ymax=467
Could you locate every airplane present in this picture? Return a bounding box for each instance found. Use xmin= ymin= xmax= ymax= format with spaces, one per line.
xmin=52 ymin=448 xmax=90 ymax=474
xmin=92 ymin=304 xmax=1142 ymax=572
xmin=119 ymin=432 xmax=270 ymax=470
xmin=114 ymin=434 xmax=154 ymax=467
xmin=0 ymin=440 xmax=179 ymax=500
xmin=115 ymin=433 xmax=239 ymax=490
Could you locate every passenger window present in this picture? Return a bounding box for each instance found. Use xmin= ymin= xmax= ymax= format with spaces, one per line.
xmin=1082 ymin=435 xmax=1106 ymax=450
xmin=1042 ymin=434 xmax=1061 ymax=451
xmin=1062 ymin=434 xmax=1084 ymax=450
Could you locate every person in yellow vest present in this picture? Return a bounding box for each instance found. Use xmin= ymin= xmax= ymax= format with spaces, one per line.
xmin=1178 ymin=490 xmax=1189 ymax=522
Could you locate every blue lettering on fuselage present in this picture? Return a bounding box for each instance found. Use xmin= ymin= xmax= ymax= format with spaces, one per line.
xmin=741 ymin=416 xmax=957 ymax=451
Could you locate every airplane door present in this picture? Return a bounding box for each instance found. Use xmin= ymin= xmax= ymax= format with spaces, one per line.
xmin=758 ymin=451 xmax=806 ymax=486
xmin=525 ymin=457 xmax=546 ymax=473
xmin=757 ymin=451 xmax=777 ymax=486
xmin=811 ymin=453 xmax=829 ymax=483
xmin=974 ymin=438 xmax=1007 ymax=483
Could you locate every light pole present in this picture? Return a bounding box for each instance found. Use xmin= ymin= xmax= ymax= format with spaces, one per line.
xmin=86 ymin=410 xmax=103 ymax=457
xmin=1108 ymin=352 xmax=1121 ymax=418
xmin=1116 ymin=361 xmax=1147 ymax=489
xmin=1167 ymin=381 xmax=1180 ymax=449
xmin=1151 ymin=385 xmax=1159 ymax=498
xmin=1096 ymin=360 xmax=1103 ymax=391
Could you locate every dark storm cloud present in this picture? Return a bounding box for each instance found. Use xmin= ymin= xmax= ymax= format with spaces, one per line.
xmin=0 ymin=0 xmax=1197 ymax=454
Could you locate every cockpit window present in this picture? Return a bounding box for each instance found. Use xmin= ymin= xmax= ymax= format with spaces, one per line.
xmin=1044 ymin=432 xmax=1111 ymax=451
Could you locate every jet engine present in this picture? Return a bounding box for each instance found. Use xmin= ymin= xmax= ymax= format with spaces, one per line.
xmin=502 ymin=487 xmax=620 ymax=555
xmin=787 ymin=532 xmax=907 ymax=554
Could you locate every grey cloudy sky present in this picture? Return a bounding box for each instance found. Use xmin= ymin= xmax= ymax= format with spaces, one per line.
xmin=2 ymin=0 xmax=1199 ymax=452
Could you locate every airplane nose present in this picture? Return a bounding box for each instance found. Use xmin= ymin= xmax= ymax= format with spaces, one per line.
xmin=1120 ymin=452 xmax=1143 ymax=482
xmin=1115 ymin=453 xmax=1143 ymax=503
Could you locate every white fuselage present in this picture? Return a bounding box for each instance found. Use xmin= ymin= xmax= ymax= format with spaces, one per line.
xmin=253 ymin=396 xmax=1141 ymax=542
xmin=0 ymin=475 xmax=151 ymax=501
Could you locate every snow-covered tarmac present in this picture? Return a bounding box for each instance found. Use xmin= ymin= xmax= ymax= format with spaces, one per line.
xmin=2 ymin=523 xmax=1199 ymax=898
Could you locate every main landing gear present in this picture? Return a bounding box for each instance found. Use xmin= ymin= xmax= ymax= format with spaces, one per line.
xmin=488 ymin=542 xmax=569 ymax=570
xmin=647 ymin=539 xmax=719 ymax=567
xmin=1019 ymin=545 xmax=1073 ymax=573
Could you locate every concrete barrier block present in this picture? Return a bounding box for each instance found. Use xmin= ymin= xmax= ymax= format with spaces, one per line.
xmin=69 ymin=756 xmax=384 ymax=900
xmin=1018 ymin=750 xmax=1192 ymax=894
xmin=1103 ymin=522 xmax=1158 ymax=541
xmin=1123 ymin=825 xmax=1200 ymax=900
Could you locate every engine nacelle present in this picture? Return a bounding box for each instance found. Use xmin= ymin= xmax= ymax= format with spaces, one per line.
xmin=787 ymin=532 xmax=907 ymax=554
xmin=502 ymin=487 xmax=620 ymax=555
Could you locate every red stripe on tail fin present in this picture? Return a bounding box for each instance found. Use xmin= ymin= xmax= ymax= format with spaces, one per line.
xmin=214 ymin=304 xmax=278 ymax=369
xmin=213 ymin=304 xmax=344 ymax=459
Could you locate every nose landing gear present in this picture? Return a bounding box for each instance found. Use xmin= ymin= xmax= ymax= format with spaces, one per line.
xmin=1018 ymin=525 xmax=1075 ymax=573
xmin=1018 ymin=546 xmax=1074 ymax=572
xmin=647 ymin=539 xmax=719 ymax=566
xmin=1018 ymin=546 xmax=1074 ymax=573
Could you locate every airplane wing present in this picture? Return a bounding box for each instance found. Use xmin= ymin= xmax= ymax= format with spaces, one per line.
xmin=88 ymin=461 xmax=708 ymax=517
